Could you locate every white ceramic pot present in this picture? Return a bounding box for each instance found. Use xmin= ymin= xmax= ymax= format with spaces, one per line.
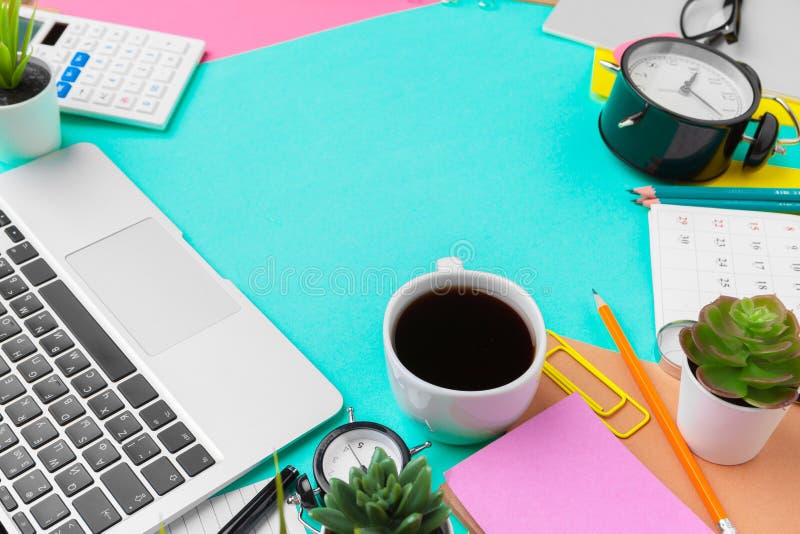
xmin=677 ymin=354 xmax=791 ymax=465
xmin=384 ymin=257 xmax=546 ymax=445
xmin=0 ymin=56 xmax=61 ymax=164
xmin=319 ymin=517 xmax=454 ymax=534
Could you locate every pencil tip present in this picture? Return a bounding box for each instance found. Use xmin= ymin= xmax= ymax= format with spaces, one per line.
xmin=592 ymin=288 xmax=598 ymax=295
xmin=626 ymin=189 xmax=634 ymax=193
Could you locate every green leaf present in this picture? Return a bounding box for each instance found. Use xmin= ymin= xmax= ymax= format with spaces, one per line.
xmin=739 ymin=360 xmax=794 ymax=388
xmin=0 ymin=41 xmax=13 ymax=87
xmin=394 ymin=484 xmax=414 ymax=518
xmin=330 ymin=478 xmax=370 ymax=525
xmin=10 ymin=0 xmax=20 ymax=69
xmin=10 ymin=50 xmax=28 ymax=88
xmin=424 ymin=490 xmax=444 ymax=514
xmin=695 ymin=365 xmax=748 ymax=399
xmin=746 ymin=337 xmax=800 ymax=363
xmin=393 ymin=513 xmax=422 ymax=534
xmin=365 ymin=501 xmax=389 ymax=526
xmin=680 ymin=328 xmax=725 ymax=367
xmin=398 ymin=457 xmax=427 ymax=487
xmin=418 ymin=506 xmax=451 ymax=534
xmin=19 ymin=2 xmax=35 ymax=60
xmin=380 ymin=458 xmax=399 ymax=480
xmin=308 ymin=508 xmax=356 ymax=534
xmin=692 ymin=324 xmax=748 ymax=366
xmin=400 ymin=467 xmax=431 ymax=516
xmin=355 ymin=528 xmax=387 ymax=534
xmin=744 ymin=386 xmax=799 ymax=409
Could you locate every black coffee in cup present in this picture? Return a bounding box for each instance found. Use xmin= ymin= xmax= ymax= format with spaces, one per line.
xmin=393 ymin=289 xmax=534 ymax=391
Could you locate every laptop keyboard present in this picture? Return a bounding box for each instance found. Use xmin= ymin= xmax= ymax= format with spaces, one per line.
xmin=0 ymin=211 xmax=215 ymax=533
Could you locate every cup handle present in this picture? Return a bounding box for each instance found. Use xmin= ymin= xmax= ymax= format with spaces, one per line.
xmin=436 ymin=257 xmax=464 ymax=273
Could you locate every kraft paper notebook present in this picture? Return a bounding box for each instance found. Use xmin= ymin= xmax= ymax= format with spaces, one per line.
xmin=445 ymin=394 xmax=711 ymax=533
xmin=442 ymin=335 xmax=800 ymax=534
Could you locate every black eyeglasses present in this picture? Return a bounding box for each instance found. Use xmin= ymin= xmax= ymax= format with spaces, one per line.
xmin=680 ymin=0 xmax=742 ymax=45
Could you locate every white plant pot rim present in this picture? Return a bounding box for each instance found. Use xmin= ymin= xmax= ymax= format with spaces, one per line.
xmin=0 ymin=57 xmax=55 ymax=111
xmin=319 ymin=517 xmax=454 ymax=533
xmin=684 ymin=354 xmax=790 ymax=413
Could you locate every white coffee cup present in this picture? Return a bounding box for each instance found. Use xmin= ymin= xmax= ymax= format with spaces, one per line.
xmin=383 ymin=257 xmax=547 ymax=444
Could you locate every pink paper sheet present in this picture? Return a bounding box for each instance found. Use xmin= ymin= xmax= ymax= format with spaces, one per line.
xmin=40 ymin=0 xmax=437 ymax=62
xmin=445 ymin=394 xmax=711 ymax=533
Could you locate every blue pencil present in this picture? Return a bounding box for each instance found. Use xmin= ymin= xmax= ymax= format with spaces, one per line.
xmin=630 ymin=185 xmax=800 ymax=202
xmin=640 ymin=197 xmax=800 ymax=213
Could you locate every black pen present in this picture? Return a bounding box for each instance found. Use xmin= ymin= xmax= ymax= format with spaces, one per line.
xmin=218 ymin=465 xmax=300 ymax=534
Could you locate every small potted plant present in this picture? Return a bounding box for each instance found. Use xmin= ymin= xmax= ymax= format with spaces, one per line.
xmin=0 ymin=0 xmax=60 ymax=164
xmin=678 ymin=295 xmax=800 ymax=465
xmin=308 ymin=448 xmax=453 ymax=534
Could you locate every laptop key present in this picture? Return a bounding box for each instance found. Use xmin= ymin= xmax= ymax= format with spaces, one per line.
xmin=0 ymin=375 xmax=26 ymax=404
xmin=0 ymin=315 xmax=21 ymax=341
xmin=30 ymin=493 xmax=70 ymax=529
xmin=12 ymin=468 xmax=52 ymax=504
xmin=101 ymin=463 xmax=153 ymax=515
xmin=7 ymin=395 xmax=43 ymax=427
xmin=176 ymin=443 xmax=215 ymax=477
xmin=6 ymin=242 xmax=38 ymax=265
xmin=0 ymin=356 xmax=7 ymax=377
xmin=71 ymin=369 xmax=107 ymax=398
xmin=17 ymin=354 xmax=53 ymax=382
xmin=55 ymin=462 xmax=93 ymax=497
xmin=0 ymin=484 xmax=17 ymax=511
xmin=55 ymin=349 xmax=91 ymax=377
xmin=50 ymin=518 xmax=85 ymax=533
xmin=12 ymin=511 xmax=35 ymax=534
xmin=0 ymin=257 xmax=13 ymax=279
xmin=0 ymin=445 xmax=35 ymax=478
xmin=83 ymin=439 xmax=120 ymax=472
xmin=20 ymin=258 xmax=56 ymax=287
xmin=140 ymin=456 xmax=184 ymax=496
xmin=40 ymin=329 xmax=75 ymax=357
xmin=0 ymin=211 xmax=8 ymax=226
xmin=4 ymin=226 xmax=24 ymax=243
xmin=0 ymin=423 xmax=18 ymax=452
xmin=21 ymin=417 xmax=58 ymax=449
xmin=140 ymin=400 xmax=175 ymax=430
xmin=87 ymin=390 xmax=124 ymax=420
xmin=49 ymin=395 xmax=86 ymax=426
xmin=3 ymin=335 xmax=37 ymax=362
xmin=118 ymin=374 xmax=157 ymax=408
xmin=38 ymin=439 xmax=76 ymax=473
xmin=39 ymin=281 xmax=136 ymax=381
xmin=73 ymin=487 xmax=121 ymax=533
xmin=9 ymin=292 xmax=43 ymax=318
xmin=157 ymin=421 xmax=195 ymax=453
xmin=66 ymin=417 xmax=103 ymax=448
xmin=0 ymin=276 xmax=27 ymax=299
xmin=104 ymin=411 xmax=142 ymax=443
xmin=33 ymin=375 xmax=69 ymax=404
xmin=24 ymin=311 xmax=58 ymax=337
xmin=122 ymin=434 xmax=160 ymax=465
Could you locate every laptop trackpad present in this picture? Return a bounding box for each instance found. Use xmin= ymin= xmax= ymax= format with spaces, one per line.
xmin=67 ymin=218 xmax=240 ymax=355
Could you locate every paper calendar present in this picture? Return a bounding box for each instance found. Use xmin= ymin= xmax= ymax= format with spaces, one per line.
xmin=649 ymin=204 xmax=800 ymax=332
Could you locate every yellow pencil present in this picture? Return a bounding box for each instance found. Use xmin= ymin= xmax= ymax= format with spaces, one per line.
xmin=593 ymin=290 xmax=737 ymax=534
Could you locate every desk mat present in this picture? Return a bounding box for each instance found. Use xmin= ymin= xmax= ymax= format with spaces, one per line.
xmin=443 ymin=335 xmax=800 ymax=534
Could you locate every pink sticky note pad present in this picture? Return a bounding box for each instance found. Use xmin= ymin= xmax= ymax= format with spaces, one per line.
xmin=445 ymin=394 xmax=712 ymax=534
xmin=40 ymin=0 xmax=438 ymax=62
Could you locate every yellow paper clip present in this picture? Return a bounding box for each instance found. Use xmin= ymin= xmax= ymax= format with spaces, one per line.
xmin=544 ymin=330 xmax=650 ymax=439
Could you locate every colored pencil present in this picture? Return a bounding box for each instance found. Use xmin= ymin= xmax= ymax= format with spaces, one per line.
xmin=636 ymin=197 xmax=800 ymax=213
xmin=630 ymin=185 xmax=800 ymax=201
xmin=593 ymin=290 xmax=737 ymax=534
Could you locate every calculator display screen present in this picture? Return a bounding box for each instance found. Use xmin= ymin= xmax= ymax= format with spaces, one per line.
xmin=19 ymin=17 xmax=43 ymax=47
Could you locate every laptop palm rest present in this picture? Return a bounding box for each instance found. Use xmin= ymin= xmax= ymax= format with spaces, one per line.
xmin=67 ymin=218 xmax=240 ymax=355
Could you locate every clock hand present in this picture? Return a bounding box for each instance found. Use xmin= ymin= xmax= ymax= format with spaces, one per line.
xmin=346 ymin=444 xmax=367 ymax=471
xmin=687 ymin=88 xmax=723 ymax=117
xmin=679 ymin=72 xmax=699 ymax=95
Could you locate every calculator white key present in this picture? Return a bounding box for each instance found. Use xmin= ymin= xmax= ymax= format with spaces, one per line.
xmin=21 ymin=6 xmax=204 ymax=130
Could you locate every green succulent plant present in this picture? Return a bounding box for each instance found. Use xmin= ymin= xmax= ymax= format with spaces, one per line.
xmin=0 ymin=0 xmax=36 ymax=90
xmin=680 ymin=295 xmax=800 ymax=409
xmin=308 ymin=448 xmax=451 ymax=534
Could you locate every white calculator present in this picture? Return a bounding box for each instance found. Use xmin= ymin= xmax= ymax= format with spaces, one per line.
xmin=20 ymin=7 xmax=205 ymax=130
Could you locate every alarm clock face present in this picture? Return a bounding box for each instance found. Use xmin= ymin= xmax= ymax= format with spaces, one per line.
xmin=319 ymin=425 xmax=406 ymax=486
xmin=624 ymin=39 xmax=755 ymax=122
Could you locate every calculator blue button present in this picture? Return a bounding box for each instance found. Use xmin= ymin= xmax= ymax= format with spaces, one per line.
xmin=61 ymin=67 xmax=81 ymax=83
xmin=70 ymin=52 xmax=90 ymax=67
xmin=56 ymin=82 xmax=72 ymax=98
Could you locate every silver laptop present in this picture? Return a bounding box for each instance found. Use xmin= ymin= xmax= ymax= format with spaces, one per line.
xmin=0 ymin=143 xmax=342 ymax=533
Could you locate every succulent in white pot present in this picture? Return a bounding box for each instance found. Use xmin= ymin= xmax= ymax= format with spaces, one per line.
xmin=0 ymin=0 xmax=60 ymax=164
xmin=678 ymin=295 xmax=800 ymax=465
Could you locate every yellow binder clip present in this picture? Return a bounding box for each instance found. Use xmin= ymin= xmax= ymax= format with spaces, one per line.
xmin=544 ymin=330 xmax=650 ymax=439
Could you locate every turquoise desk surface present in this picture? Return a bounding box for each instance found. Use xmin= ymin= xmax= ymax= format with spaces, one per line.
xmin=5 ymin=2 xmax=800 ymax=531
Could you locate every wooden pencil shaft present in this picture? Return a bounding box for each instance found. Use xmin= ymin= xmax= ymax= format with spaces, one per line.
xmin=645 ymin=186 xmax=800 ymax=201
